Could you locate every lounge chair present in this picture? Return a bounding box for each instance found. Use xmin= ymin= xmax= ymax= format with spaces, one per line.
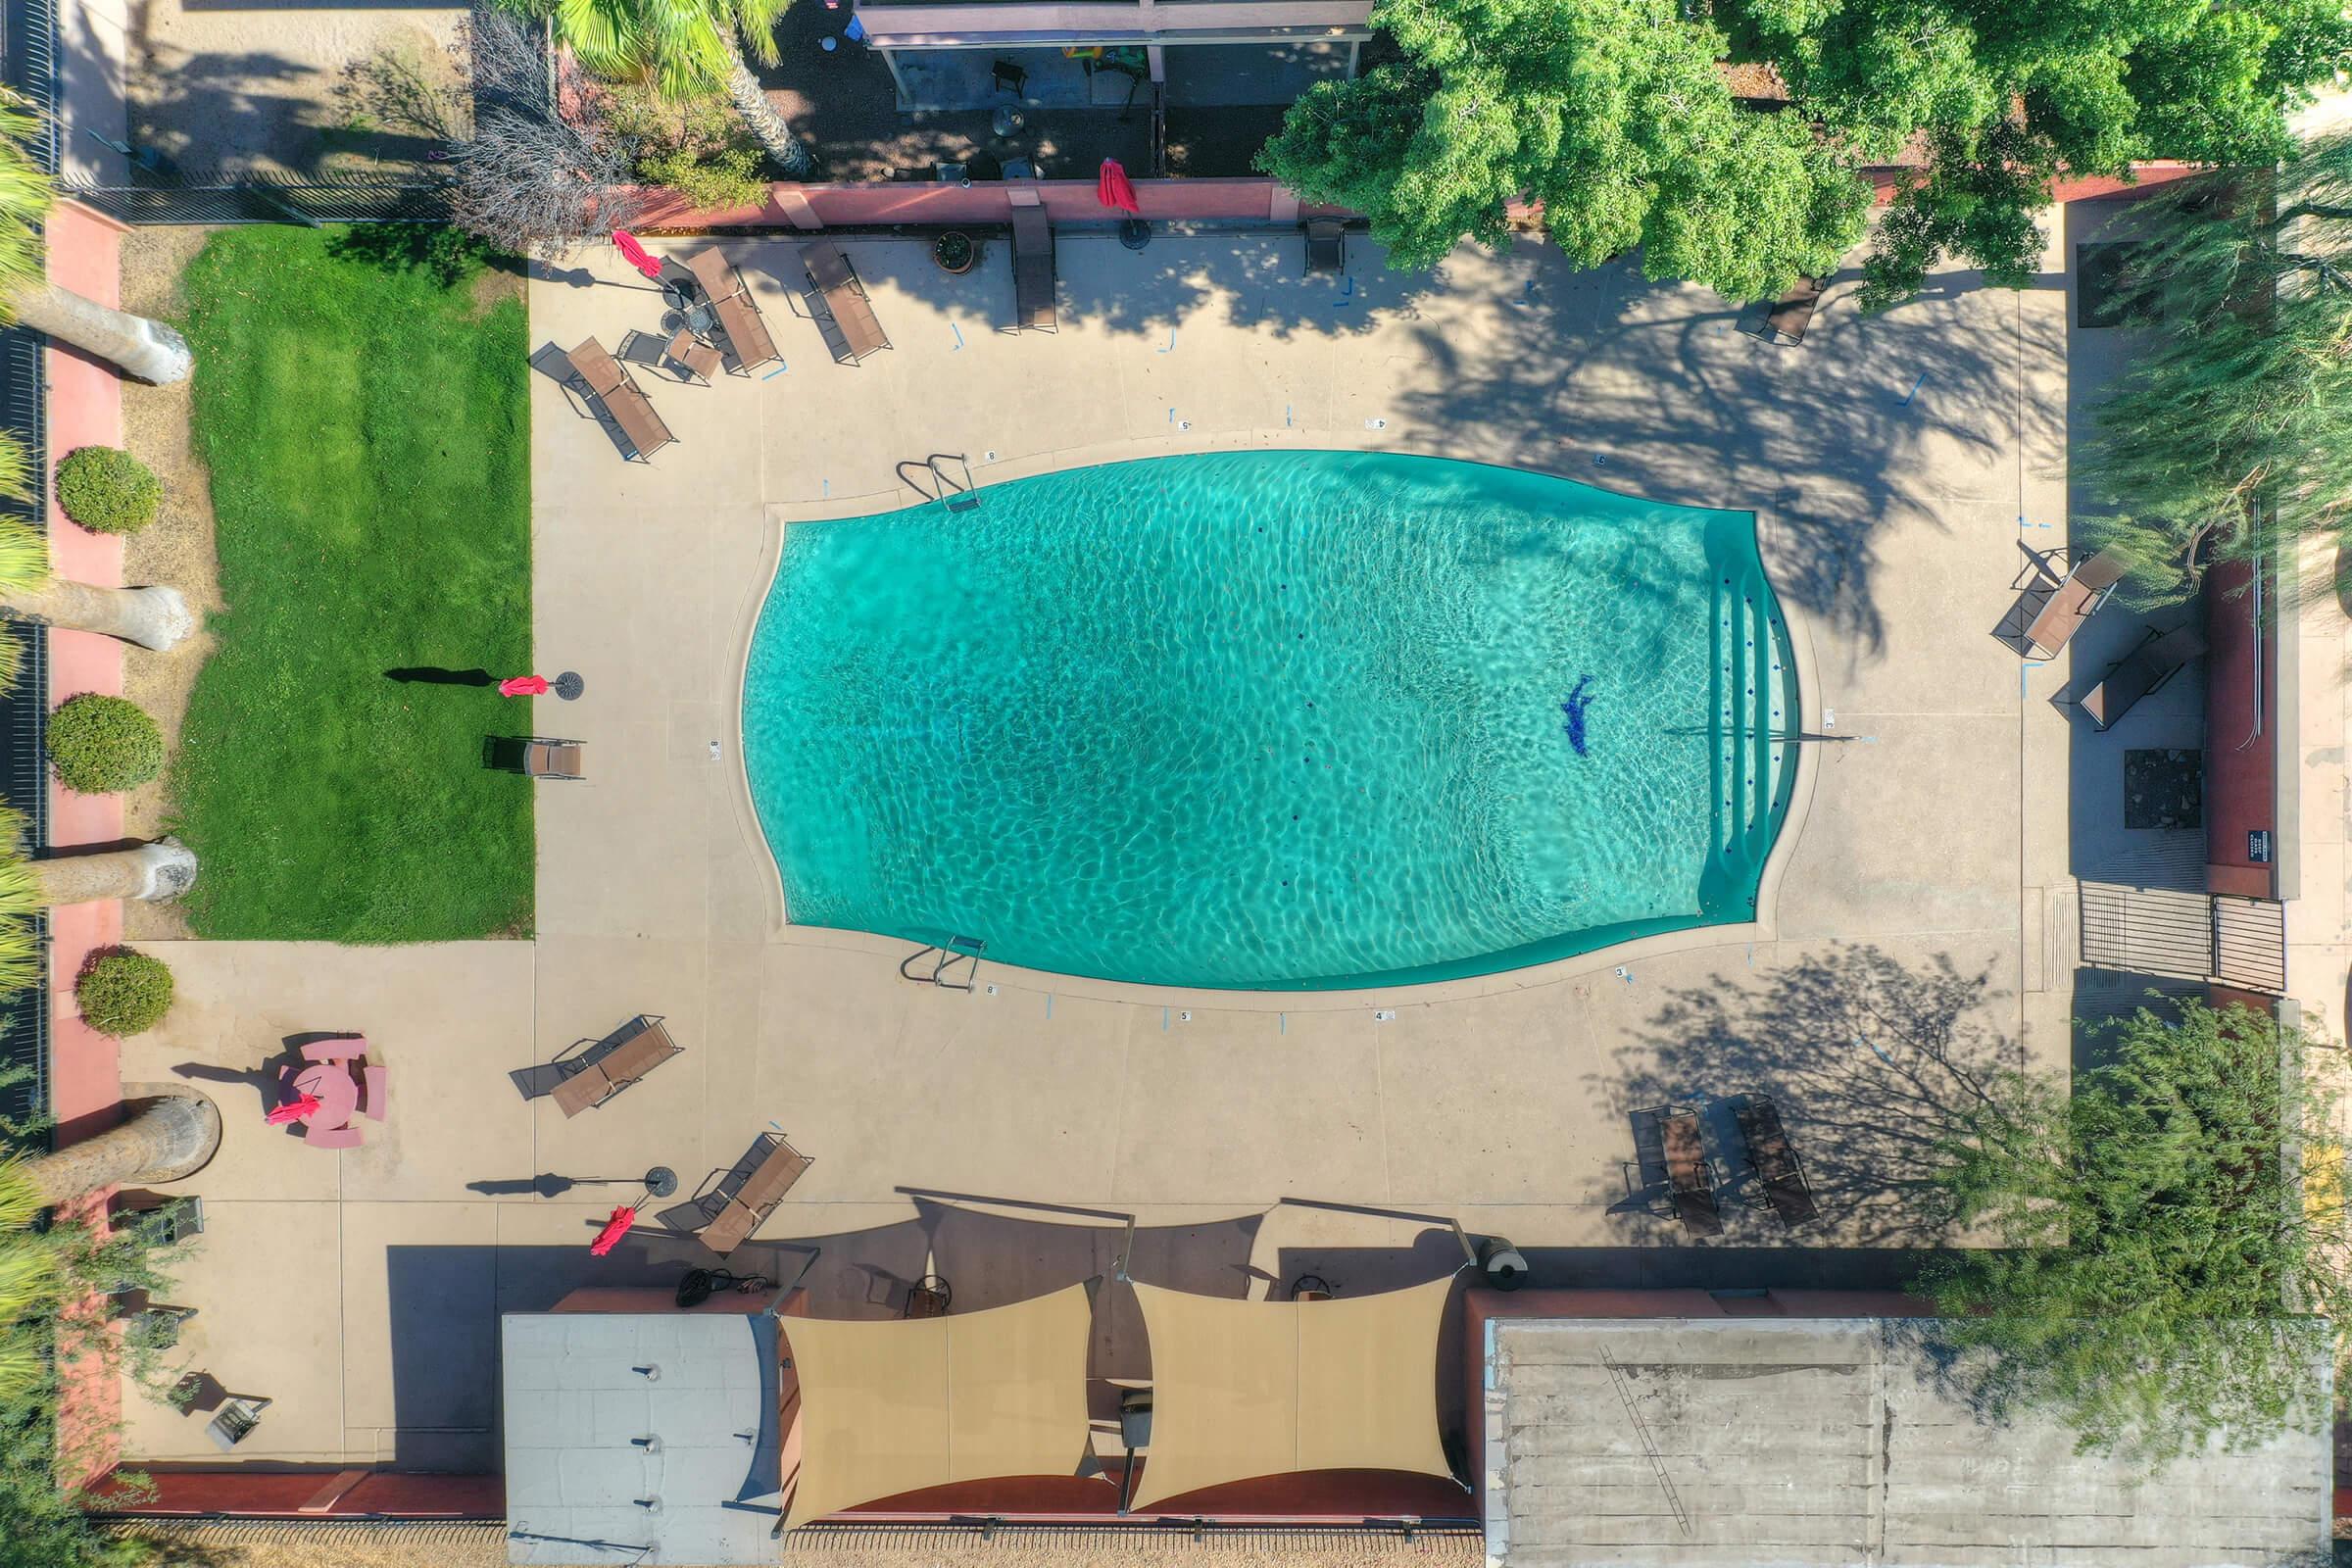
xmin=1304 ymin=219 xmax=1345 ymax=275
xmin=2080 ymin=622 xmax=2204 ymax=731
xmin=2021 ymin=546 xmax=2132 ymax=658
xmin=205 ymin=1396 xmax=270 ymax=1451
xmin=801 ymin=241 xmax=892 ymax=364
xmin=681 ymin=245 xmax=744 ymax=306
xmin=1734 ymin=1096 xmax=1818 ymax=1227
xmin=550 ymin=1015 xmax=684 ymax=1118
xmin=360 ymin=1064 xmax=388 ymax=1122
xmin=1740 ymin=276 xmax=1824 ymax=345
xmin=519 ymin=738 xmax=585 ymax=781
xmin=564 ymin=337 xmax=675 ymax=461
xmin=1011 ymin=206 xmax=1057 ymax=332
xmin=1659 ymin=1106 xmax=1723 ymax=1237
xmin=662 ymin=326 xmax=723 ymax=385
xmin=306 ymin=1123 xmax=363 ymax=1151
xmin=697 ymin=1133 xmax=813 ymax=1256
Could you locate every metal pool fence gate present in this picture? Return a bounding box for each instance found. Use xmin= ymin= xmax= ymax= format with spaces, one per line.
xmin=61 ymin=177 xmax=454 ymax=228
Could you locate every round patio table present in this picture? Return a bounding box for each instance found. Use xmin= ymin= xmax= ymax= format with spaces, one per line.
xmin=293 ymin=1062 xmax=360 ymax=1129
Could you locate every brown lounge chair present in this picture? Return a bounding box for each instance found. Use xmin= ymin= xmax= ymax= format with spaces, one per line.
xmin=550 ymin=1015 xmax=683 ymax=1118
xmin=1740 ymin=275 xmax=1824 ymax=345
xmin=682 ymin=246 xmax=781 ymax=373
xmin=801 ymin=240 xmax=892 ymax=364
xmin=519 ymin=738 xmax=584 ymax=780
xmin=1304 ymin=219 xmax=1345 ymax=275
xmin=2021 ymin=546 xmax=2132 ymax=658
xmin=1656 ymin=1105 xmax=1724 ymax=1237
xmin=565 ymin=337 xmax=674 ymax=462
xmin=697 ymin=1133 xmax=812 ymax=1256
xmin=1011 ymin=206 xmax=1057 ymax=332
xmin=1734 ymin=1096 xmax=1818 ymax=1227
xmin=2081 ymin=623 xmax=2205 ymax=731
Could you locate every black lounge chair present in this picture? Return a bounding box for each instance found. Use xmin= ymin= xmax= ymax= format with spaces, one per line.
xmin=1735 ymin=1096 xmax=1819 ymax=1226
xmin=1304 ymin=219 xmax=1345 ymax=275
xmin=2080 ymin=623 xmax=2205 ymax=731
xmin=1740 ymin=275 xmax=1823 ymax=346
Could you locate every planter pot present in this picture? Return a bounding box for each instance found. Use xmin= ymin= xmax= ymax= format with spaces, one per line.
xmin=933 ymin=232 xmax=978 ymax=274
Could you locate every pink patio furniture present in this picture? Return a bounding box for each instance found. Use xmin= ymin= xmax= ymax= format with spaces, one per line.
xmin=361 ymin=1064 xmax=389 ymax=1122
xmin=306 ymin=1124 xmax=364 ymax=1151
xmin=301 ymin=1035 xmax=367 ymax=1064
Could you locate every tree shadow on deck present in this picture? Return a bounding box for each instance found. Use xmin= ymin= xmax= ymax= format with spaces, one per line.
xmin=1605 ymin=944 xmax=2023 ymax=1249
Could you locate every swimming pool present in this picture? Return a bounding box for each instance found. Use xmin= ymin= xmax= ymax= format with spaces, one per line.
xmin=744 ymin=451 xmax=1795 ymax=990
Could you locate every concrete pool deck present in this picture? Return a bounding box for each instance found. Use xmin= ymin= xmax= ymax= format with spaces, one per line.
xmin=118 ymin=226 xmax=2088 ymax=1467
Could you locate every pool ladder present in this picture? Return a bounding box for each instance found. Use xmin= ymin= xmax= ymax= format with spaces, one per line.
xmin=897 ymin=453 xmax=981 ymax=513
xmin=901 ymin=934 xmax=986 ymax=991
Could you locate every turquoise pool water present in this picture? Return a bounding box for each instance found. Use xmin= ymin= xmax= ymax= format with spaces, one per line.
xmin=744 ymin=451 xmax=1795 ymax=990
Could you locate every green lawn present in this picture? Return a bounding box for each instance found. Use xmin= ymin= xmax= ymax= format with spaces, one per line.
xmin=171 ymin=226 xmax=532 ymax=941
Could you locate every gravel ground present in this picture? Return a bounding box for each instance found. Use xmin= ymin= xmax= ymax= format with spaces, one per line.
xmin=116 ymin=224 xmax=222 ymax=940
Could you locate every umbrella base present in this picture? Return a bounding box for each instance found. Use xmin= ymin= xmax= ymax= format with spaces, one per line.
xmin=1119 ymin=220 xmax=1151 ymax=252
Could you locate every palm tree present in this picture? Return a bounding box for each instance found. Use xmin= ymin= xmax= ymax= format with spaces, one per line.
xmin=17 ymin=1092 xmax=219 ymax=1209
xmin=0 ymin=92 xmax=191 ymax=385
xmin=0 ymin=508 xmax=192 ymax=654
xmin=553 ymin=0 xmax=813 ymax=176
xmin=17 ymin=843 xmax=196 ymax=907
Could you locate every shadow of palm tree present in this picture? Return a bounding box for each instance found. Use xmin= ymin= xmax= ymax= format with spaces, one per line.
xmin=1609 ymin=944 xmax=2021 ymax=1247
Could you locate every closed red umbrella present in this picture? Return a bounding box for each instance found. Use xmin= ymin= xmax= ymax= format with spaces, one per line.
xmin=589 ymin=1204 xmax=638 ymax=1256
xmin=267 ymin=1093 xmax=321 ymax=1126
xmin=499 ymin=675 xmax=551 ymax=698
xmin=612 ymin=230 xmax=664 ymax=280
xmin=1096 ymin=159 xmax=1141 ymax=215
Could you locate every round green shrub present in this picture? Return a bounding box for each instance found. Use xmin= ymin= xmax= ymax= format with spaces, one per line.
xmin=55 ymin=447 xmax=161 ymax=535
xmin=46 ymin=694 xmax=165 ymax=794
xmin=75 ymin=949 xmax=173 ymax=1037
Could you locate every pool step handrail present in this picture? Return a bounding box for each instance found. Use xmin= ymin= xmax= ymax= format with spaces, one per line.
xmin=899 ymin=933 xmax=987 ymax=991
xmin=897 ymin=453 xmax=982 ymax=512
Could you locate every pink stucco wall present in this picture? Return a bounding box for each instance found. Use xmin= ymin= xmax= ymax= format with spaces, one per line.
xmin=635 ymin=177 xmax=1345 ymax=231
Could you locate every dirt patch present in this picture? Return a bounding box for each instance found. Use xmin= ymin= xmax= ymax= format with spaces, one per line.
xmin=116 ymin=226 xmax=223 ymax=942
xmin=126 ymin=0 xmax=471 ymax=183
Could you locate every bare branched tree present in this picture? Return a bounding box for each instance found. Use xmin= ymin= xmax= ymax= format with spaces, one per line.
xmin=450 ymin=7 xmax=645 ymax=258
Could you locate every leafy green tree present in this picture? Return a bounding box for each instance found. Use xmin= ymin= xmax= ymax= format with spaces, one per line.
xmin=1916 ymin=1000 xmax=2345 ymax=1465
xmin=516 ymin=0 xmax=811 ymax=175
xmin=1728 ymin=0 xmax=2352 ymax=302
xmin=2077 ymin=134 xmax=2352 ymax=602
xmin=1258 ymin=0 xmax=1871 ymax=297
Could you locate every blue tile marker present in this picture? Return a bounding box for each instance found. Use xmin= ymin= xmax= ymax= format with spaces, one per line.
xmin=761 ymin=362 xmax=788 ymax=379
xmin=1898 ymin=371 xmax=1927 ymax=406
xmin=951 ymin=321 xmax=965 ymax=351
xmin=1158 ymin=326 xmax=1176 ymax=354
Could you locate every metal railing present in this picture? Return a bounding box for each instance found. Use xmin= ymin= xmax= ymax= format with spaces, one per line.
xmin=61 ymin=176 xmax=453 ymax=228
xmin=0 ymin=0 xmax=58 ymax=1133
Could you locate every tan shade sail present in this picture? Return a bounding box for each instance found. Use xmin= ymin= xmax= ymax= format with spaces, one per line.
xmin=782 ymin=1283 xmax=1095 ymax=1528
xmin=1129 ymin=1276 xmax=1461 ymax=1509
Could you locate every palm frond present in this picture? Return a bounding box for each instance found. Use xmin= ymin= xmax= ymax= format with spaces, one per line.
xmin=0 ymin=1154 xmax=41 ymax=1233
xmin=0 ymin=918 xmax=44 ymax=1005
xmin=0 ymin=514 xmax=51 ymax=595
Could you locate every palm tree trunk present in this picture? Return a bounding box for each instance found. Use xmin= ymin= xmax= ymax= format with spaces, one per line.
xmin=33 ymin=840 xmax=197 ymax=906
xmin=25 ymin=1092 xmax=219 ymax=1206
xmin=7 ymin=280 xmax=192 ymax=386
xmin=0 ymin=577 xmax=191 ymax=651
xmin=721 ymin=41 xmax=811 ymax=179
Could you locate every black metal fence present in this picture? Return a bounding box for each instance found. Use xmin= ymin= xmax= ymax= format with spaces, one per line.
xmin=0 ymin=0 xmax=57 ymax=1131
xmin=61 ymin=177 xmax=453 ymax=228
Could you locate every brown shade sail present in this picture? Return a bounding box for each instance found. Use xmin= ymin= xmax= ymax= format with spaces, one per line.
xmin=781 ymin=1282 xmax=1095 ymax=1529
xmin=1128 ymin=1276 xmax=1462 ymax=1510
